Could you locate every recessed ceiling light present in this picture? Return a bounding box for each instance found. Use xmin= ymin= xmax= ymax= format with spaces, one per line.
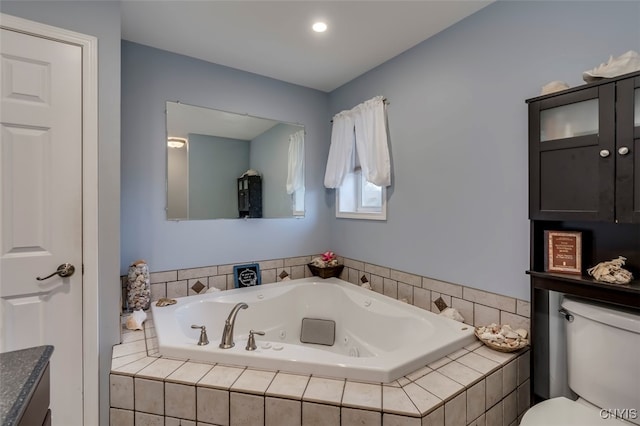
xmin=312 ymin=22 xmax=327 ymax=33
xmin=167 ymin=137 xmax=187 ymax=148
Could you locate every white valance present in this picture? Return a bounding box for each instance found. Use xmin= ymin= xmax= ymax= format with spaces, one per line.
xmin=286 ymin=130 xmax=305 ymax=194
xmin=324 ymin=96 xmax=390 ymax=188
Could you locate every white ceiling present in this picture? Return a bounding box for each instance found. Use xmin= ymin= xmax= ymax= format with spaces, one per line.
xmin=121 ymin=1 xmax=493 ymax=93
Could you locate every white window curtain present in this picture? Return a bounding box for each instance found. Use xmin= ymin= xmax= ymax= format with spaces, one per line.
xmin=324 ymin=110 xmax=355 ymax=188
xmin=324 ymin=95 xmax=390 ymax=188
xmin=286 ymin=130 xmax=305 ymax=194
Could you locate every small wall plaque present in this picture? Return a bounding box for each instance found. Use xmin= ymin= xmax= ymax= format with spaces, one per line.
xmin=544 ymin=230 xmax=582 ymax=275
xmin=233 ymin=263 xmax=261 ymax=288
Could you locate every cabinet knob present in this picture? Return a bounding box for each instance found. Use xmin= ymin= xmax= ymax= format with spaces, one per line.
xmin=618 ymin=146 xmax=630 ymax=156
xmin=599 ymin=149 xmax=610 ymax=158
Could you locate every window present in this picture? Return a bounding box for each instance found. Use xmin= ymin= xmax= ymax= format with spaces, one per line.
xmin=336 ymin=169 xmax=386 ymax=220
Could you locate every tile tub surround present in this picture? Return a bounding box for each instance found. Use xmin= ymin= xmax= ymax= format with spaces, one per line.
xmin=120 ymin=256 xmax=530 ymax=335
xmin=111 ymin=320 xmax=530 ymax=425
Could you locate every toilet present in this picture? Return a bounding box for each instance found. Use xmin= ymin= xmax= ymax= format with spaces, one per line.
xmin=521 ymin=296 xmax=640 ymax=426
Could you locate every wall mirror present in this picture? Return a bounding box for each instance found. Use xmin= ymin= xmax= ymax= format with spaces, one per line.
xmin=166 ymin=101 xmax=305 ymax=220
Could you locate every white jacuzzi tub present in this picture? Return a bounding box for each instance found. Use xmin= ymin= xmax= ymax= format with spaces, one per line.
xmin=151 ymin=277 xmax=475 ymax=382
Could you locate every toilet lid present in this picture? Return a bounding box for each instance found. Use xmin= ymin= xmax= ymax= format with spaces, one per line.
xmin=520 ymin=397 xmax=628 ymax=426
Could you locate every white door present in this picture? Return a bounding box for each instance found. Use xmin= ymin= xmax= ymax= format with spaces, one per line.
xmin=0 ymin=28 xmax=84 ymax=425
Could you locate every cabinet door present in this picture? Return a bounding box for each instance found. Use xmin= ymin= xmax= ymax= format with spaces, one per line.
xmin=615 ymin=75 xmax=640 ymax=223
xmin=529 ymin=85 xmax=615 ymax=221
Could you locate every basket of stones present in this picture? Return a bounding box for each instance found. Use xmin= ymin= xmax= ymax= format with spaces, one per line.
xmin=474 ymin=323 xmax=529 ymax=352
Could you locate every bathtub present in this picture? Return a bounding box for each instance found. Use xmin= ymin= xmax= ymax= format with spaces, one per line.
xmin=151 ymin=277 xmax=475 ymax=382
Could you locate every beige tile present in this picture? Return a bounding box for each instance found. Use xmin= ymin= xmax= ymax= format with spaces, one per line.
xmin=134 ymin=378 xmax=164 ymax=415
xmin=502 ymin=360 xmax=517 ymax=398
xmin=402 ymin=382 xmax=442 ymax=415
xmin=485 ymin=368 xmax=503 ymax=410
xmin=422 ymin=278 xmax=463 ymax=299
xmin=209 ymin=275 xmax=227 ymax=291
xmin=456 ymin=352 xmax=500 ymax=375
xmin=112 ymin=340 xmax=147 ymax=358
xmin=451 ymin=298 xmax=473 ymax=325
xmin=462 ymin=288 xmax=515 ymax=313
xmin=166 ymin=361 xmax=213 ymax=385
xmin=259 ymin=259 xmax=284 ymax=270
xmin=265 ymin=397 xmax=301 ymax=426
xmin=188 ymin=278 xmax=209 ymax=295
xmin=110 ymin=408 xmax=133 ymax=426
xmin=405 ymin=365 xmax=432 ymax=382
xmin=503 ymin=391 xmax=517 ymax=425
xmin=383 ymin=413 xmax=421 ymax=426
xmin=303 ymin=377 xmax=345 ymax=405
xmin=302 ymin=401 xmax=340 ymax=426
xmin=516 ymin=300 xmax=530 ymax=318
xmin=413 ymin=288 xmax=431 ymax=311
xmin=427 ymin=357 xmax=451 ymax=370
xmin=266 ymin=373 xmax=310 ymax=399
xmin=347 ymin=268 xmax=361 ymax=285
xmin=397 ymin=377 xmax=411 ymax=387
xmin=150 ymin=270 xmax=177 ymax=284
xmin=218 ymin=264 xmax=235 ymax=275
xmin=391 ymin=270 xmax=422 ymax=287
xmin=121 ymin=329 xmax=146 ymax=344
xmin=291 ymin=265 xmax=306 ymax=280
xmin=430 ymin=293 xmax=451 ymax=314
xmin=166 ymin=418 xmax=195 ymax=426
xmin=136 ymin=358 xmax=185 ymax=379
xmin=230 ymin=392 xmax=264 ymax=426
xmin=466 ymin=380 xmax=485 ymax=423
xmin=444 ymin=391 xmax=466 ymax=426
xmin=231 ymin=368 xmax=276 ymax=395
xmin=365 ymin=263 xmax=391 ymax=278
xmin=135 ymin=411 xmax=164 ymax=426
xmin=437 ymin=361 xmax=483 ymax=387
xmin=167 ymin=280 xmax=188 ymax=298
xmin=178 ymin=266 xmax=218 ymax=280
xmin=468 ymin=413 xmax=485 ymax=426
xmin=262 ymin=269 xmax=277 ymax=284
xmin=276 ymin=267 xmax=292 ymax=282
xmin=111 ymin=356 xmax=158 ymax=376
xmin=284 ymin=256 xmax=311 ymax=267
xmin=371 ymin=275 xmax=385 ymax=294
xmin=342 ymin=407 xmax=381 ymax=426
xmin=165 ymin=382 xmax=196 ymax=420
xmin=341 ymin=381 xmax=381 ymax=410
xmin=445 ymin=348 xmax=468 ymax=361
xmin=473 ymin=346 xmax=517 ymax=366
xmin=111 ymin=350 xmax=148 ymax=371
xmin=343 ymin=258 xmax=364 ymax=270
xmin=110 ymin=374 xmax=134 ymax=410
xmin=421 ymin=405 xmax=444 ymax=426
xmin=198 ymin=365 xmax=245 ymax=389
xmin=384 ymin=278 xmax=398 ymax=299
xmin=464 ymin=341 xmax=483 ymax=351
xmin=415 ymin=371 xmax=463 ymax=402
xmin=499 ymin=312 xmax=530 ymax=334
xmin=473 ymin=305 xmax=500 ymax=328
xmin=517 ymin=380 xmax=530 ymax=415
xmin=517 ymin=351 xmax=530 ymax=385
xmin=197 ymin=386 xmax=229 ymax=426
xmin=382 ymin=385 xmax=420 ymax=416
xmin=398 ymin=282 xmax=414 ymax=304
xmin=485 ymin=400 xmax=502 ymax=426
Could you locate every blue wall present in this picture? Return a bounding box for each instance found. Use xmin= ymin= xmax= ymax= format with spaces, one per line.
xmin=328 ymin=1 xmax=640 ymax=300
xmin=121 ymin=41 xmax=331 ymax=274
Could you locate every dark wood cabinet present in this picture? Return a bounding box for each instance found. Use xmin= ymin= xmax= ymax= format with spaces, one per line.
xmin=528 ymin=70 xmax=640 ymax=223
xmin=237 ymin=175 xmax=262 ymax=218
xmin=526 ymin=71 xmax=640 ymax=403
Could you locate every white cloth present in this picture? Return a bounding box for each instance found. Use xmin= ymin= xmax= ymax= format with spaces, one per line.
xmin=353 ymin=96 xmax=390 ymax=187
xmin=286 ymin=130 xmax=305 ymax=194
xmin=324 ymin=110 xmax=355 ymax=188
xmin=324 ymin=96 xmax=390 ymax=188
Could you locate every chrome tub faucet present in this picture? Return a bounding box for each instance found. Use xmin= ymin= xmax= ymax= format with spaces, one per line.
xmin=219 ymin=302 xmax=248 ymax=349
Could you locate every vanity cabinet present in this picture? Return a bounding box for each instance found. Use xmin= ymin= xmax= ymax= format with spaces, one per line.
xmin=526 ymin=71 xmax=640 ymax=403
xmin=238 ymin=175 xmax=262 ymax=218
xmin=528 ymin=70 xmax=640 ymax=223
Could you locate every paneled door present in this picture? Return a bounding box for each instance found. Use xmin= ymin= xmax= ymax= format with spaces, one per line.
xmin=0 ymin=27 xmax=83 ymax=425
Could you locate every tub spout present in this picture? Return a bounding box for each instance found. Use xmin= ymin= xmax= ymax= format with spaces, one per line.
xmin=219 ymin=302 xmax=248 ymax=349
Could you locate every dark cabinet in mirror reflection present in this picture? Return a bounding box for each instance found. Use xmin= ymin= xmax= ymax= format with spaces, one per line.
xmin=238 ymin=176 xmax=262 ymax=218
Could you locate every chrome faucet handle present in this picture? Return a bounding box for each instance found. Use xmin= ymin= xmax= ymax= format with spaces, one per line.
xmin=191 ymin=325 xmax=209 ymax=346
xmin=245 ymin=330 xmax=265 ymax=351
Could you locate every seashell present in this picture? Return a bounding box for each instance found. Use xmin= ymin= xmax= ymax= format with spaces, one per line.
xmin=515 ymin=328 xmax=528 ymax=339
xmin=205 ymin=287 xmax=221 ymax=293
xmin=440 ymin=307 xmax=465 ymax=323
xmin=360 ymin=282 xmax=372 ymax=290
xmin=155 ymin=297 xmax=177 ymax=307
xmin=125 ymin=309 xmax=147 ymax=330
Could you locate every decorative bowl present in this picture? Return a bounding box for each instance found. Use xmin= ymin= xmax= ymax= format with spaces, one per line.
xmin=474 ymin=327 xmax=529 ymax=353
xmin=307 ymin=263 xmax=344 ymax=279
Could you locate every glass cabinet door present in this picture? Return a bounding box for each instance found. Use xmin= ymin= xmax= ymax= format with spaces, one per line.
xmin=540 ymin=98 xmax=599 ymax=141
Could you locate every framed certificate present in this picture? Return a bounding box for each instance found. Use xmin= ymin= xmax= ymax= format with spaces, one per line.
xmin=544 ymin=230 xmax=582 ymax=275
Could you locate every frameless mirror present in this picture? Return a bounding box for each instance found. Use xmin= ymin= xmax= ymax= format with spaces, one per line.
xmin=166 ymin=102 xmax=305 ymax=220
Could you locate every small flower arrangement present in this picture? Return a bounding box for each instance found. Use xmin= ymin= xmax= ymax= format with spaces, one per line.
xmin=308 ymin=251 xmax=343 ymax=278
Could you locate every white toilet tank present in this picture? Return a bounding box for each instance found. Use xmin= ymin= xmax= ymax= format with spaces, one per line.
xmin=562 ymin=296 xmax=640 ymax=417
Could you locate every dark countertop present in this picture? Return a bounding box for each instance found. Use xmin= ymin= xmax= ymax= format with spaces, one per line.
xmin=0 ymin=345 xmax=53 ymax=426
